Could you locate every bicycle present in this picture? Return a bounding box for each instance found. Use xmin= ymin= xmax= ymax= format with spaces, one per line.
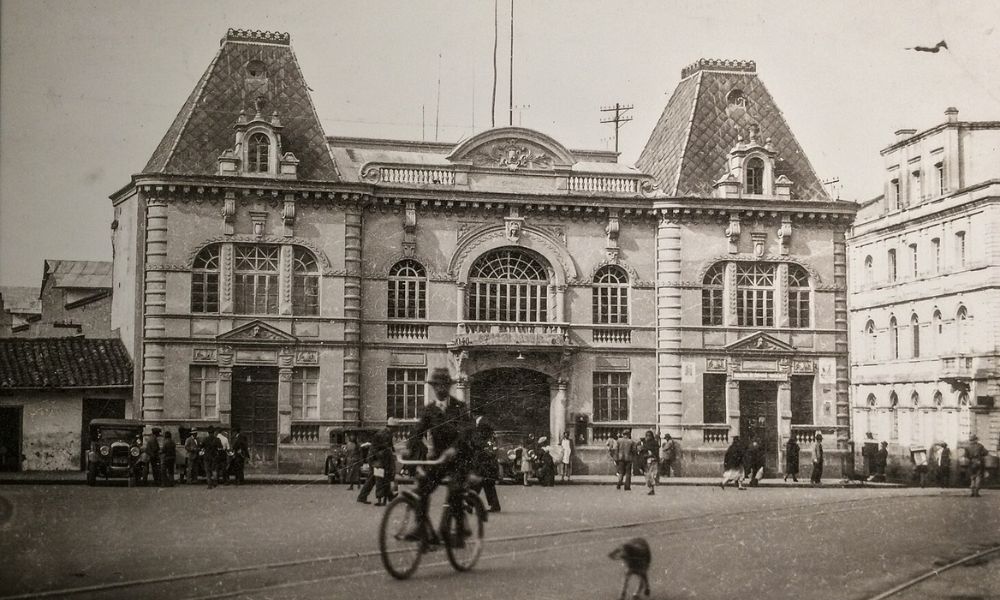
xmin=378 ymin=455 xmax=487 ymax=580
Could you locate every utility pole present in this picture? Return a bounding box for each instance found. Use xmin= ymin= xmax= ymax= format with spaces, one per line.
xmin=600 ymin=103 xmax=633 ymax=154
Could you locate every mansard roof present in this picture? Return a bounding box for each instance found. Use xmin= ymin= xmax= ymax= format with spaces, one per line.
xmin=143 ymin=29 xmax=338 ymax=181
xmin=637 ymin=58 xmax=828 ymax=200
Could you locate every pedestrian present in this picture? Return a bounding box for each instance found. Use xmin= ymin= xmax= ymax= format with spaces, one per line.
xmin=201 ymin=426 xmax=223 ymax=489
xmin=810 ymin=433 xmax=824 ymax=486
xmin=159 ymin=431 xmax=176 ymax=487
xmin=746 ymin=438 xmax=765 ymax=487
xmin=358 ymin=422 xmax=394 ymax=505
xmin=874 ymin=441 xmax=888 ymax=482
xmin=784 ymin=435 xmax=800 ymax=482
xmin=518 ymin=437 xmax=536 ymax=486
xmin=231 ymin=427 xmax=249 ymax=485
xmin=537 ymin=437 xmax=556 ymax=487
xmin=217 ymin=429 xmax=231 ymax=485
xmin=144 ymin=427 xmax=162 ymax=486
xmin=606 ymin=432 xmax=619 ymax=473
xmin=470 ymin=416 xmax=501 ymax=512
xmin=615 ymin=430 xmax=636 ymax=491
xmin=559 ymin=431 xmax=573 ymax=482
xmin=964 ymin=434 xmax=988 ymax=498
xmin=861 ymin=432 xmax=878 ymax=479
xmin=641 ymin=431 xmax=658 ymax=495
xmin=721 ymin=436 xmax=746 ymax=490
xmin=184 ymin=428 xmax=200 ymax=484
xmin=345 ymin=434 xmax=361 ymax=491
xmin=912 ymin=447 xmax=929 ymax=488
xmin=658 ymin=433 xmax=677 ymax=481
xmin=937 ymin=443 xmax=951 ymax=487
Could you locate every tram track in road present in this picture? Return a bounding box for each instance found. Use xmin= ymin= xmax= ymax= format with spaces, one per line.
xmin=865 ymin=543 xmax=1000 ymax=600
xmin=0 ymin=491 xmax=955 ymax=600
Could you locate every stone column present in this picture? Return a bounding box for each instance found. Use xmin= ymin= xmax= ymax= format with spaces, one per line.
xmin=278 ymin=367 xmax=293 ymax=443
xmin=655 ymin=214 xmax=683 ymax=437
xmin=142 ymin=197 xmax=168 ymax=422
xmin=833 ymin=226 xmax=851 ymax=450
xmin=550 ymin=380 xmax=568 ymax=442
xmin=728 ymin=378 xmax=742 ymax=438
xmin=278 ymin=245 xmax=293 ymax=316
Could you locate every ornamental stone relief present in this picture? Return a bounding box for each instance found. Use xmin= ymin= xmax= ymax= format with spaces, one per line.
xmin=469 ymin=139 xmax=555 ymax=171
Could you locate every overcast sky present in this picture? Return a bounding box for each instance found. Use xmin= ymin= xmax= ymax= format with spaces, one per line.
xmin=1 ymin=0 xmax=998 ymax=287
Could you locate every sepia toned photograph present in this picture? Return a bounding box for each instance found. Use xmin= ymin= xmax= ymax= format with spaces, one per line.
xmin=1 ymin=1 xmax=998 ymax=598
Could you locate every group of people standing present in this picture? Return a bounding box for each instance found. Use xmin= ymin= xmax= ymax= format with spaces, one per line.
xmin=136 ymin=425 xmax=248 ymax=488
xmin=513 ymin=432 xmax=573 ymax=487
xmin=604 ymin=430 xmax=679 ymax=495
xmin=721 ymin=433 xmax=824 ymax=490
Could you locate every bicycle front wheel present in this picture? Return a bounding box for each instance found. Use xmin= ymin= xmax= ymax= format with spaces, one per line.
xmin=378 ymin=495 xmax=424 ymax=580
xmin=444 ymin=492 xmax=485 ymax=572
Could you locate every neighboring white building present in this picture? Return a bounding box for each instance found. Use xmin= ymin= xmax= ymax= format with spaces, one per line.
xmin=848 ymin=108 xmax=1000 ymax=479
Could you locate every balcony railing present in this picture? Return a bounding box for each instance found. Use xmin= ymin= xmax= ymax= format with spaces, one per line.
xmin=387 ymin=323 xmax=428 ymax=340
xmin=590 ymin=423 xmax=658 ymax=445
xmin=569 ymin=175 xmax=639 ymax=194
xmin=453 ymin=321 xmax=568 ymax=348
xmin=290 ymin=423 xmax=321 ymax=444
xmin=790 ymin=425 xmax=839 ymax=445
xmin=940 ymin=355 xmax=978 ymax=380
xmin=702 ymin=425 xmax=730 ymax=444
xmin=592 ymin=327 xmax=632 ymax=344
xmin=375 ymin=166 xmax=455 ymax=185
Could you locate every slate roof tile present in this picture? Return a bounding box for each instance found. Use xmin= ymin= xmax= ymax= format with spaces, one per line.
xmin=0 ymin=338 xmax=132 ymax=389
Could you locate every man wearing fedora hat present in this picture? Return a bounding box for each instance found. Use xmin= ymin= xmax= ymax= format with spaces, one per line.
xmin=964 ymin=433 xmax=988 ymax=497
xmin=407 ymin=367 xmax=475 ymax=542
xmin=810 ymin=432 xmax=824 ymax=486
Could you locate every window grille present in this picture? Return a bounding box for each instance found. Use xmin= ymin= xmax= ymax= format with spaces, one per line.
xmin=787 ymin=265 xmax=811 ymax=328
xmin=189 ymin=365 xmax=219 ymax=419
xmin=290 ymin=367 xmax=319 ymax=420
xmin=593 ymin=372 xmax=629 ymax=422
xmin=735 ymin=263 xmax=775 ymax=327
xmin=387 ymin=368 xmax=425 ymax=420
xmin=191 ymin=245 xmax=220 ymax=313
xmin=467 ymin=248 xmax=549 ymax=322
xmin=292 ymin=248 xmax=320 ymax=316
xmin=388 ymin=260 xmax=427 ymax=320
xmin=248 ymin=133 xmax=270 ymax=173
xmin=702 ymin=263 xmax=725 ymax=326
xmin=234 ymin=244 xmax=279 ymax=314
xmin=592 ymin=265 xmax=629 ymax=324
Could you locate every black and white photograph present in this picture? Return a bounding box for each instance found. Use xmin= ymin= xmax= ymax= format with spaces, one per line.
xmin=1 ymin=1 xmax=998 ymax=598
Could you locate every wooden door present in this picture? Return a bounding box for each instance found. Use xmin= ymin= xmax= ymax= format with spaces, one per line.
xmin=739 ymin=381 xmax=779 ymax=474
xmin=0 ymin=406 xmax=22 ymax=472
xmin=231 ymin=367 xmax=278 ymax=463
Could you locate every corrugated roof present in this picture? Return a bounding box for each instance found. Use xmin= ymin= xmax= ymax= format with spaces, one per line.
xmin=637 ymin=60 xmax=828 ymax=200
xmin=0 ymin=287 xmax=41 ymax=314
xmin=43 ymin=260 xmax=112 ymax=290
xmin=143 ymin=29 xmax=338 ymax=181
xmin=0 ymin=338 xmax=132 ymax=389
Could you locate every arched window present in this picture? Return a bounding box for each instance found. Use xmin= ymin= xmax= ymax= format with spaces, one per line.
xmin=592 ymin=265 xmax=629 ymax=324
xmin=932 ymin=390 xmax=944 ymax=442
xmin=388 ymin=259 xmax=427 ymax=319
xmin=887 ymin=249 xmax=897 ymax=282
xmin=247 ymin=132 xmax=270 ymax=173
xmin=911 ymin=391 xmax=922 ymax=443
xmin=736 ymin=263 xmax=775 ymax=327
xmin=864 ymin=255 xmax=873 ymax=286
xmin=956 ymin=306 xmax=968 ymax=352
xmin=788 ymin=265 xmax=811 ymax=328
xmin=191 ymin=244 xmax=220 ymax=313
xmin=954 ymin=231 xmax=966 ymax=267
xmin=292 ymin=248 xmax=320 ymax=316
xmin=889 ymin=316 xmax=899 ymax=359
xmin=702 ymin=263 xmax=725 ymax=326
xmin=866 ymin=393 xmax=877 ymax=437
xmin=467 ymin=248 xmax=549 ymax=322
xmin=889 ymin=391 xmax=899 ymax=440
xmin=865 ymin=320 xmax=877 ymax=362
xmin=932 ymin=310 xmax=943 ymax=351
xmin=910 ymin=313 xmax=920 ymax=358
xmin=958 ymin=392 xmax=971 ymax=440
xmin=234 ymin=244 xmax=279 ymax=314
xmin=745 ymin=157 xmax=764 ymax=194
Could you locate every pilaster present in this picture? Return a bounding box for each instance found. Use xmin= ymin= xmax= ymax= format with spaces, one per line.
xmin=833 ymin=228 xmax=851 ymax=449
xmin=550 ymin=380 xmax=568 ymax=442
xmin=220 ymin=243 xmax=234 ymax=314
xmin=142 ymin=198 xmax=168 ymax=420
xmin=278 ymin=244 xmax=293 ymax=316
xmin=218 ymin=365 xmax=233 ymax=426
xmin=342 ymin=203 xmax=363 ymax=422
xmin=655 ymin=216 xmax=683 ymax=437
xmin=278 ymin=365 xmax=293 ymax=442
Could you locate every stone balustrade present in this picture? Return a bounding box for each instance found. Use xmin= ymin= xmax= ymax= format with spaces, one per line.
xmin=592 ymin=327 xmax=632 ymax=344
xmin=569 ymin=175 xmax=639 ymax=194
xmin=387 ymin=322 xmax=428 ymax=340
xmin=378 ymin=167 xmax=455 ymax=185
xmin=290 ymin=423 xmax=320 ymax=443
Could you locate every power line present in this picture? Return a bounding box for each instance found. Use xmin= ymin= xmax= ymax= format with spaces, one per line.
xmin=600 ymin=102 xmax=633 ymax=155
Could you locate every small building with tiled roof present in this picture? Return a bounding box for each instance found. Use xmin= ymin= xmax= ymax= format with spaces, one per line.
xmin=0 ymin=338 xmax=132 ymax=471
xmin=109 ymin=30 xmax=857 ymax=476
xmin=0 ymin=286 xmax=41 ymax=337
xmin=13 ymin=260 xmax=114 ymax=339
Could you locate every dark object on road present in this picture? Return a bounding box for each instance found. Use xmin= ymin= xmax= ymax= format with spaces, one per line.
xmin=84 ymin=419 xmax=146 ymax=487
xmin=609 ymin=537 xmax=651 ymax=599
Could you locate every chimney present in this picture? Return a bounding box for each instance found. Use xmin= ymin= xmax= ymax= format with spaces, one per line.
xmin=945 ymin=107 xmax=959 ymax=123
xmin=894 ymin=128 xmax=917 ymax=143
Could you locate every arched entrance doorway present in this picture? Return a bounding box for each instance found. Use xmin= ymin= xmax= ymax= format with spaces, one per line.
xmin=469 ymin=368 xmax=551 ymax=436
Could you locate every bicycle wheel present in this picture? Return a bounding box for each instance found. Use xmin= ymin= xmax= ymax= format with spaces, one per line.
xmin=378 ymin=495 xmax=424 ymax=580
xmin=444 ymin=492 xmax=485 ymax=572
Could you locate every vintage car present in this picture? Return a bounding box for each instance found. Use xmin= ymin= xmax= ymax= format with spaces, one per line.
xmin=85 ymin=419 xmax=146 ymax=486
xmin=494 ymin=430 xmax=530 ymax=483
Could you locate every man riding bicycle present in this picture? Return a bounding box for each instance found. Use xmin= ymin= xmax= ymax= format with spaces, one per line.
xmin=406 ymin=367 xmax=475 ymax=544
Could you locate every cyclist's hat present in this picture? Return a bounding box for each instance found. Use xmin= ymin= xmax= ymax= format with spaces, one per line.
xmin=426 ymin=368 xmax=455 ymax=386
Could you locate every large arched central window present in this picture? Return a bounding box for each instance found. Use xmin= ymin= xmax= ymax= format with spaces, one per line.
xmin=467 ymin=248 xmax=549 ymax=322
xmin=234 ymin=244 xmax=279 ymax=314
xmin=592 ymin=265 xmax=629 ymax=324
xmin=736 ymin=263 xmax=775 ymax=327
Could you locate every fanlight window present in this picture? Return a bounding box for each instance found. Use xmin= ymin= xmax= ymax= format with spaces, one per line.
xmin=234 ymin=244 xmax=279 ymax=314
xmin=247 ymin=133 xmax=270 ymax=173
xmin=388 ymin=259 xmax=427 ymax=319
xmin=745 ymin=157 xmax=764 ymax=195
xmin=592 ymin=265 xmax=629 ymax=325
xmin=735 ymin=263 xmax=775 ymax=327
xmin=191 ymin=244 xmax=220 ymax=313
xmin=788 ymin=265 xmax=811 ymax=328
xmin=702 ymin=263 xmax=725 ymax=326
xmin=293 ymin=248 xmax=320 ymax=316
xmin=467 ymin=248 xmax=549 ymax=322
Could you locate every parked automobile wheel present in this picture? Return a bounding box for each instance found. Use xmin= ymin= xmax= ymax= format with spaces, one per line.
xmin=86 ymin=464 xmax=96 ymax=486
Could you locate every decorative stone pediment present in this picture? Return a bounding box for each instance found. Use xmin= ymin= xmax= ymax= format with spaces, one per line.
xmin=217 ymin=320 xmax=298 ymax=343
xmin=724 ymin=331 xmax=795 ymax=353
xmin=447 ymin=127 xmax=576 ymax=170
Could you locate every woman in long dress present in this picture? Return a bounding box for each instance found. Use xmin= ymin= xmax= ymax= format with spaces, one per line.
xmin=721 ymin=436 xmax=746 ymax=490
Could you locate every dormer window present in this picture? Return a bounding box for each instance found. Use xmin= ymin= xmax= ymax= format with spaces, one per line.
xmin=248 ymin=133 xmax=271 ymax=173
xmin=746 ymin=157 xmax=764 ymax=194
xmin=727 ymin=89 xmax=747 ymax=108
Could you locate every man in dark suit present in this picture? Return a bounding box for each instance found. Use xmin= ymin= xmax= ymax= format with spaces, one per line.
xmin=470 ymin=416 xmax=502 ymax=512
xmin=144 ymin=428 xmax=162 ymax=486
xmin=200 ymin=426 xmax=223 ymax=489
xmin=615 ymin=430 xmax=636 ymax=491
xmin=231 ymin=427 xmax=249 ymax=485
xmin=159 ymin=431 xmax=176 ymax=487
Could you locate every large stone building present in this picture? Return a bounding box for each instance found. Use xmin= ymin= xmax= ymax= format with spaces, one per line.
xmin=848 ymin=109 xmax=1000 ymax=478
xmin=111 ymin=30 xmax=855 ymax=474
